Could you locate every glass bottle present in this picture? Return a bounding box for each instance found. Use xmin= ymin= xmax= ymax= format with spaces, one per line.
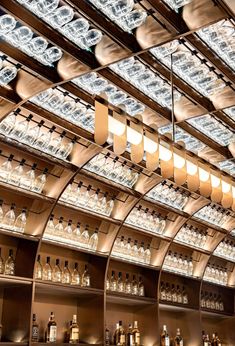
xmin=46 ymin=214 xmax=55 ymax=237
xmin=35 ymin=254 xmax=43 ymax=280
xmin=46 ymin=312 xmax=57 ymax=343
xmin=110 ymin=270 xmax=117 ymax=291
xmin=31 ymin=313 xmax=39 ymax=342
xmin=4 ymin=249 xmax=15 ymax=275
xmin=42 ymin=256 xmax=52 ymax=281
xmin=0 ymin=65 xmax=18 ymax=87
xmin=124 ymin=273 xmax=131 ymax=294
xmin=54 ymin=216 xmax=64 ymax=237
xmin=14 ymin=208 xmax=27 ymax=233
xmin=81 ymin=264 xmax=90 ymax=287
xmin=34 ymin=125 xmax=56 ymax=151
xmin=64 ymin=219 xmax=73 ymax=242
xmin=160 ymin=281 xmax=166 ymax=301
xmin=20 ymin=163 xmax=37 ymax=190
xmin=8 ymin=158 xmax=26 ymax=186
xmin=0 ymin=247 xmax=4 ymax=274
xmin=80 ymin=225 xmax=90 ymax=248
xmin=69 ymin=314 xmax=79 ymax=344
xmin=132 ymin=321 xmax=140 ymax=346
xmin=182 ymin=286 xmax=188 ymax=305
xmin=161 ymin=325 xmax=170 ymax=346
xmin=144 ymin=244 xmax=151 ymax=264
xmin=0 ymin=154 xmax=14 ymax=182
xmin=52 ymin=258 xmax=62 ymax=283
xmin=71 ymin=262 xmax=80 ymax=286
xmin=176 ymin=285 xmax=182 ymax=304
xmin=3 ymin=203 xmax=16 ymax=229
xmin=62 ymin=260 xmax=71 ymax=284
xmin=117 ymin=271 xmax=124 ymax=293
xmin=138 ymin=276 xmax=145 ymax=296
xmin=127 ymin=324 xmax=133 ymax=346
xmin=117 ymin=321 xmax=125 ymax=346
xmin=10 ymin=114 xmax=33 ymax=140
xmin=0 ymin=112 xmax=17 ymax=135
xmin=105 ymin=326 xmax=110 ymax=346
xmin=88 ymin=228 xmax=98 ymax=251
xmin=172 ymin=284 xmax=177 ymax=303
xmin=131 ymin=275 xmax=138 ymax=295
xmin=72 ymin=222 xmax=81 ymax=243
xmin=174 ymin=328 xmax=183 ymax=346
xmin=32 ymin=167 xmax=48 ymax=193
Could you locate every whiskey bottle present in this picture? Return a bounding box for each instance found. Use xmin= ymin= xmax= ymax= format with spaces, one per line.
xmin=203 ymin=334 xmax=211 ymax=346
xmin=215 ymin=333 xmax=221 ymax=346
xmin=42 ymin=256 xmax=52 ymax=281
xmin=127 ymin=324 xmax=134 ymax=346
xmin=105 ymin=326 xmax=110 ymax=346
xmin=113 ymin=322 xmax=119 ymax=345
xmin=161 ymin=325 xmax=170 ymax=346
xmin=46 ymin=312 xmax=57 ymax=343
xmin=4 ymin=249 xmax=15 ymax=275
xmin=117 ymin=321 xmax=125 ymax=346
xmin=69 ymin=314 xmax=79 ymax=344
xmin=32 ymin=313 xmax=39 ymax=342
xmin=132 ymin=320 xmax=140 ymax=346
xmin=174 ymin=328 xmax=183 ymax=346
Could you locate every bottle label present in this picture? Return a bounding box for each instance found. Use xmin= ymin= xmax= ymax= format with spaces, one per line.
xmin=49 ymin=326 xmax=57 ymax=342
xmin=129 ymin=335 xmax=134 ymax=345
xmin=71 ymin=328 xmax=79 ymax=340
xmin=165 ymin=336 xmax=170 ymax=346
xmin=32 ymin=326 xmax=39 ymax=341
xmin=120 ymin=334 xmax=125 ymax=344
xmin=135 ymin=332 xmax=140 ymax=344
xmin=180 ymin=340 xmax=183 ymax=346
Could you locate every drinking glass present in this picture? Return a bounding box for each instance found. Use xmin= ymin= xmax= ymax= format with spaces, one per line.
xmin=62 ymin=18 xmax=89 ymax=39
xmin=39 ymin=46 xmax=63 ymax=66
xmin=7 ymin=26 xmax=33 ymax=47
xmin=0 ymin=65 xmax=18 ymax=86
xmin=46 ymin=6 xmax=74 ymax=28
xmin=35 ymin=0 xmax=60 ymax=16
xmin=120 ymin=9 xmax=147 ymax=32
xmin=107 ymin=0 xmax=134 ymax=18
xmin=0 ymin=14 xmax=16 ymax=35
xmin=24 ymin=36 xmax=48 ymax=56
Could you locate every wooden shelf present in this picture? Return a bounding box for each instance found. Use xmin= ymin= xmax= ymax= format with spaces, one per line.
xmin=159 ymin=302 xmax=198 ymax=312
xmin=35 ymin=281 xmax=104 ymax=297
xmin=33 ymin=343 xmax=103 ymax=346
xmin=123 ymin=223 xmax=172 ymax=241
xmin=110 ymin=255 xmax=160 ymax=271
xmin=201 ymin=308 xmax=234 ymax=317
xmin=173 ymin=239 xmax=210 ymax=255
xmin=0 ymin=227 xmax=39 ymax=242
xmin=0 ymin=275 xmax=32 ymax=286
xmin=106 ymin=291 xmax=157 ymax=306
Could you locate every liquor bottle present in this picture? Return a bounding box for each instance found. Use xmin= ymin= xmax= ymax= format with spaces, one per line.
xmin=81 ymin=264 xmax=90 ymax=287
xmin=131 ymin=275 xmax=138 ymax=295
xmin=4 ymin=249 xmax=15 ymax=275
xmin=69 ymin=314 xmax=79 ymax=343
xmin=62 ymin=260 xmax=71 ymax=284
xmin=174 ymin=328 xmax=183 ymax=346
xmin=132 ymin=321 xmax=140 ymax=346
xmin=52 ymin=258 xmax=62 ymax=283
xmin=127 ymin=324 xmax=133 ymax=346
xmin=14 ymin=208 xmax=27 ymax=233
xmin=203 ymin=334 xmax=211 ymax=346
xmin=35 ymin=254 xmax=43 ymax=280
xmin=161 ymin=325 xmax=170 ymax=346
xmin=117 ymin=271 xmax=124 ymax=293
xmin=214 ymin=333 xmax=221 ymax=346
xmin=138 ymin=276 xmax=145 ymax=296
xmin=32 ymin=167 xmax=48 ymax=193
xmin=171 ymin=284 xmax=177 ymax=303
xmin=113 ymin=322 xmax=119 ymax=345
xmin=8 ymin=158 xmax=25 ymax=186
xmin=0 ymin=248 xmax=4 ymax=274
xmin=105 ymin=326 xmax=110 ymax=346
xmin=31 ymin=313 xmax=39 ymax=342
xmin=46 ymin=312 xmax=57 ymax=343
xmin=71 ymin=262 xmax=80 ymax=286
xmin=182 ymin=286 xmax=188 ymax=305
xmin=116 ymin=321 xmax=125 ymax=346
xmin=110 ymin=270 xmax=117 ymax=292
xmin=3 ymin=203 xmax=16 ymax=229
xmin=88 ymin=228 xmax=99 ymax=251
xmin=42 ymin=256 xmax=52 ymax=281
xmin=124 ymin=273 xmax=132 ymax=294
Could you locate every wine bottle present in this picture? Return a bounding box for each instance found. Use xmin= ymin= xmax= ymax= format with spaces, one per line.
xmin=46 ymin=312 xmax=57 ymax=343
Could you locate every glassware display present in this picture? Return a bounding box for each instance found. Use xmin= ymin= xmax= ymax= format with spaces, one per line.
xmin=106 ymin=270 xmax=145 ymax=296
xmin=0 ymin=13 xmax=63 ymax=67
xmin=203 ymin=264 xmax=228 ymax=286
xmin=60 ymin=181 xmax=115 ymax=217
xmin=158 ymin=124 xmax=206 ymax=155
xmin=43 ymin=215 xmax=100 ymax=252
xmin=110 ymin=57 xmax=182 ymax=110
xmin=162 ymin=0 xmax=192 ymax=11
xmin=146 ymin=181 xmax=189 ymax=210
xmin=163 ymin=251 xmax=194 ymax=277
xmin=201 ymin=290 xmax=224 ymax=311
xmin=194 ymin=205 xmax=231 ymax=228
xmin=0 ymin=113 xmax=75 ymax=162
xmin=84 ymin=153 xmax=139 ymax=188
xmin=224 ymin=106 xmax=235 ymax=123
xmin=37 ymin=255 xmax=90 ymax=287
xmin=187 ymin=115 xmax=234 ymax=146
xmin=72 ymin=72 xmax=145 ymax=117
xmin=30 ymin=88 xmax=95 ymax=133
xmin=213 ymin=240 xmax=235 ymax=262
xmin=160 ymin=281 xmax=188 ymax=305
xmin=112 ymin=236 xmax=152 ymax=265
xmin=150 ymin=40 xmax=226 ymax=97
xmin=216 ymin=159 xmax=235 ymax=177
xmin=0 ymin=201 xmax=28 ymax=233
xmin=15 ymin=1 xmax=102 ymax=50
xmin=197 ymin=20 xmax=235 ymax=72
xmin=86 ymin=0 xmax=147 ymax=33
xmin=4 ymin=249 xmax=15 ymax=276
xmin=0 ymin=61 xmax=18 ymax=86
xmin=175 ymin=225 xmax=208 ymax=250
xmin=0 ymin=153 xmax=48 ymax=193
xmin=125 ymin=205 xmax=166 ymax=235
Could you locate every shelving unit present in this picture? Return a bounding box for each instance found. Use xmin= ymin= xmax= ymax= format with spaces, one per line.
xmin=0 ymin=0 xmax=234 ymax=345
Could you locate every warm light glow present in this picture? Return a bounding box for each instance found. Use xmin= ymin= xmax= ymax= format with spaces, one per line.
xmin=199 ymin=167 xmax=210 ymax=182
xmin=108 ymin=116 xmax=126 ymax=136
xmin=186 ymin=161 xmax=197 ymax=175
xmin=159 ymin=144 xmax=172 ymax=161
xmin=127 ymin=126 xmax=142 ymax=145
xmin=211 ymin=174 xmax=220 ymax=188
xmin=222 ymin=180 xmax=231 ymax=193
xmin=144 ymin=136 xmax=158 ymax=154
xmin=232 ymin=186 xmax=235 ymax=198
xmin=173 ymin=153 xmax=185 ymax=169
